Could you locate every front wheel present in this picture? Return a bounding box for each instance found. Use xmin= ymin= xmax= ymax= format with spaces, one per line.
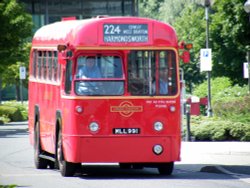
xmin=34 ymin=121 xmax=49 ymax=169
xmin=158 ymin=162 xmax=174 ymax=175
xmin=57 ymin=131 xmax=80 ymax=177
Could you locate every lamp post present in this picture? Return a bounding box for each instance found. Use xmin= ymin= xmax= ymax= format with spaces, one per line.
xmin=244 ymin=0 xmax=250 ymax=94
xmin=204 ymin=0 xmax=213 ymax=117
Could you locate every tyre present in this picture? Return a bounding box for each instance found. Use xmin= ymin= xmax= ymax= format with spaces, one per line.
xmin=158 ymin=162 xmax=174 ymax=175
xmin=119 ymin=163 xmax=132 ymax=169
xmin=34 ymin=121 xmax=49 ymax=169
xmin=57 ymin=131 xmax=80 ymax=177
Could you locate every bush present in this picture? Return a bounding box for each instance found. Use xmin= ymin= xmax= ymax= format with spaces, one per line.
xmin=1 ymin=101 xmax=28 ymax=121
xmin=0 ymin=105 xmax=23 ymax=122
xmin=190 ymin=117 xmax=250 ymax=141
xmin=193 ymin=77 xmax=232 ymax=98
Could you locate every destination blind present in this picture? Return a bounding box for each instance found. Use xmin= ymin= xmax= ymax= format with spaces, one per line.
xmin=103 ymin=24 xmax=148 ymax=43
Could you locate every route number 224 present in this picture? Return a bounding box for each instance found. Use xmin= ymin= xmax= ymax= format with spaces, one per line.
xmin=104 ymin=24 xmax=121 ymax=35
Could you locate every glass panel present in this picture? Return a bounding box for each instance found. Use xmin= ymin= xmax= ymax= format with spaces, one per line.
xmin=65 ymin=60 xmax=72 ymax=94
xmin=53 ymin=51 xmax=58 ymax=81
xmin=38 ymin=51 xmax=42 ymax=79
xmin=75 ymin=81 xmax=124 ymax=96
xmin=157 ymin=51 xmax=177 ymax=95
xmin=76 ymin=55 xmax=123 ymax=79
xmin=75 ymin=55 xmax=124 ymax=96
xmin=128 ymin=50 xmax=177 ymax=96
xmin=32 ymin=50 xmax=37 ymax=78
xmin=43 ymin=51 xmax=47 ymax=79
xmin=48 ymin=51 xmax=52 ymax=80
xmin=128 ymin=51 xmax=155 ymax=95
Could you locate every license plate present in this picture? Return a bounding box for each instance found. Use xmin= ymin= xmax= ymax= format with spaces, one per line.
xmin=113 ymin=128 xmax=140 ymax=135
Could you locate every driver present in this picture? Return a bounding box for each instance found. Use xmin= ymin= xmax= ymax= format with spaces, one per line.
xmin=78 ymin=56 xmax=102 ymax=78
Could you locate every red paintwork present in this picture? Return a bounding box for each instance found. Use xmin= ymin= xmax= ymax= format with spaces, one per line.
xmin=29 ymin=16 xmax=182 ymax=164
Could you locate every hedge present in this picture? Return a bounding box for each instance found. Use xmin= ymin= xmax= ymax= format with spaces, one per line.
xmin=0 ymin=105 xmax=24 ymax=122
xmin=190 ymin=117 xmax=250 ymax=141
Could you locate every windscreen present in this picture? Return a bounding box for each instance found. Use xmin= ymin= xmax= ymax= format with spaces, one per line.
xmin=75 ymin=55 xmax=124 ymax=96
xmin=128 ymin=50 xmax=178 ymax=96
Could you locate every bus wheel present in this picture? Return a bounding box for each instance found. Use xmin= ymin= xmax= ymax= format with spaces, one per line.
xmin=34 ymin=121 xmax=48 ymax=169
xmin=57 ymin=131 xmax=79 ymax=177
xmin=158 ymin=162 xmax=174 ymax=175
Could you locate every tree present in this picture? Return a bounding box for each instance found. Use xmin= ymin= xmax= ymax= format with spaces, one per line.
xmin=210 ymin=0 xmax=250 ymax=85
xmin=173 ymin=4 xmax=206 ymax=92
xmin=0 ymin=0 xmax=32 ymax=102
xmin=158 ymin=0 xmax=250 ymax=91
xmin=159 ymin=0 xmax=205 ymax=24
xmin=0 ymin=0 xmax=32 ymax=67
xmin=2 ymin=43 xmax=31 ymax=101
xmin=139 ymin=0 xmax=164 ymax=20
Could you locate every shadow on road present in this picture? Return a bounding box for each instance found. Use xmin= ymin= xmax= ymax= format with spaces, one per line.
xmin=0 ymin=124 xmax=28 ymax=138
xmin=75 ymin=164 xmax=249 ymax=180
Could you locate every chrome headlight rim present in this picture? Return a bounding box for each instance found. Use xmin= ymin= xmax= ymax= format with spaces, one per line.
xmin=154 ymin=121 xmax=164 ymax=132
xmin=89 ymin=122 xmax=100 ymax=133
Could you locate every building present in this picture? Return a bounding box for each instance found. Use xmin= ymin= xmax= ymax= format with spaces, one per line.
xmin=19 ymin=0 xmax=139 ymax=31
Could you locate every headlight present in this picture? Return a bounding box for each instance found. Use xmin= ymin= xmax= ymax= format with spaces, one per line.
xmin=154 ymin=121 xmax=164 ymax=131
xmin=75 ymin=106 xmax=83 ymax=113
xmin=89 ymin=122 xmax=99 ymax=132
xmin=153 ymin=144 xmax=163 ymax=155
xmin=169 ymin=105 xmax=176 ymax=112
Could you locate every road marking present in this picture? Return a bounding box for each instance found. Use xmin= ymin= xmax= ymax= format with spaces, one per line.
xmin=216 ymin=166 xmax=250 ymax=184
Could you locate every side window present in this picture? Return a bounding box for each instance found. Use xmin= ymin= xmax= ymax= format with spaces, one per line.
xmin=65 ymin=60 xmax=72 ymax=94
xmin=38 ymin=51 xmax=42 ymax=79
xmin=43 ymin=51 xmax=47 ymax=79
xmin=48 ymin=51 xmax=52 ymax=80
xmin=32 ymin=50 xmax=37 ymax=78
xmin=53 ymin=51 xmax=58 ymax=81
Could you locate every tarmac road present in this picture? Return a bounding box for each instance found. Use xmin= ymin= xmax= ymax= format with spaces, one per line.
xmin=0 ymin=122 xmax=250 ymax=188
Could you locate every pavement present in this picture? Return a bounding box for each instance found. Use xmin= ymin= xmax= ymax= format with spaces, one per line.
xmin=179 ymin=141 xmax=250 ymax=177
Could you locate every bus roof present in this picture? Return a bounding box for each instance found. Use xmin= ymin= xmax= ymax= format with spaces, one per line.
xmin=32 ymin=17 xmax=178 ymax=49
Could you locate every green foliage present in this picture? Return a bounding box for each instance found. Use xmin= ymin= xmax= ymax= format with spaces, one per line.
xmin=0 ymin=0 xmax=33 ymax=72
xmin=139 ymin=0 xmax=164 ymax=20
xmin=211 ymin=0 xmax=250 ymax=84
xmin=0 ymin=106 xmax=23 ymax=122
xmin=190 ymin=117 xmax=250 ymax=141
xmin=0 ymin=101 xmax=28 ymax=122
xmin=172 ymin=4 xmax=206 ymax=92
xmin=159 ymin=0 xmax=202 ymax=24
xmin=193 ymin=77 xmax=232 ymax=98
xmin=156 ymin=0 xmax=250 ymax=88
xmin=213 ymin=95 xmax=250 ymax=118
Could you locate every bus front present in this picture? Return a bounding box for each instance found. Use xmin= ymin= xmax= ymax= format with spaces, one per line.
xmin=60 ymin=17 xmax=182 ymax=176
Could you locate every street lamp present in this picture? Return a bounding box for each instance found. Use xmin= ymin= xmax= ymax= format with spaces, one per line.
xmin=244 ymin=0 xmax=250 ymax=93
xmin=204 ymin=0 xmax=213 ymax=117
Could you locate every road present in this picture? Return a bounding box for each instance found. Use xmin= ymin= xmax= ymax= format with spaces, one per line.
xmin=0 ymin=122 xmax=250 ymax=188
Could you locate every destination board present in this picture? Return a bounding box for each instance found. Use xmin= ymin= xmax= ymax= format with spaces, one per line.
xmin=103 ymin=24 xmax=148 ymax=43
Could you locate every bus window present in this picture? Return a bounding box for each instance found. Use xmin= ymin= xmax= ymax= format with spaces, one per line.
xmin=43 ymin=51 xmax=47 ymax=79
xmin=32 ymin=50 xmax=37 ymax=78
xmin=157 ymin=51 xmax=177 ymax=95
xmin=38 ymin=51 xmax=42 ymax=79
xmin=48 ymin=51 xmax=52 ymax=80
xmin=75 ymin=55 xmax=124 ymax=96
xmin=128 ymin=51 xmax=155 ymax=95
xmin=53 ymin=51 xmax=58 ymax=81
xmin=65 ymin=60 xmax=72 ymax=94
xmin=128 ymin=50 xmax=177 ymax=96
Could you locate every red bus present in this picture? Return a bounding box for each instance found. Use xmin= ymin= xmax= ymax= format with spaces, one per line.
xmin=28 ymin=16 xmax=191 ymax=177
